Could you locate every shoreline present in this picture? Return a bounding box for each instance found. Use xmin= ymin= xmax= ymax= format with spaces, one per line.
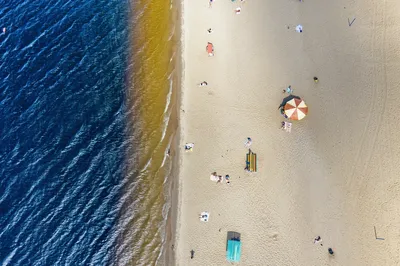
xmin=127 ymin=0 xmax=181 ymax=263
xmin=162 ymin=0 xmax=182 ymax=265
xmin=164 ymin=0 xmax=186 ymax=264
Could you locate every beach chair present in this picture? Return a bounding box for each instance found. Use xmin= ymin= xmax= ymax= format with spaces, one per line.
xmin=245 ymin=149 xmax=257 ymax=172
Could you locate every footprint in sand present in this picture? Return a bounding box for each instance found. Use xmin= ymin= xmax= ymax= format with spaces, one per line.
xmin=270 ymin=233 xmax=279 ymax=241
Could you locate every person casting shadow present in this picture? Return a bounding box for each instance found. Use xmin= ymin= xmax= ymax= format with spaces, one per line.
xmin=190 ymin=250 xmax=195 ymax=259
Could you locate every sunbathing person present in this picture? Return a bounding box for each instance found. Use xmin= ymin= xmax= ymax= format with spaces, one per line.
xmin=314 ymin=236 xmax=323 ymax=246
xmin=184 ymin=143 xmax=194 ymax=151
xmin=225 ymin=175 xmax=231 ymax=184
xmin=245 ymin=137 xmax=252 ymax=148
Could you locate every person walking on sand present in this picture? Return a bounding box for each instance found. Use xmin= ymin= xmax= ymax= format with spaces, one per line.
xmin=328 ymin=248 xmax=334 ymax=255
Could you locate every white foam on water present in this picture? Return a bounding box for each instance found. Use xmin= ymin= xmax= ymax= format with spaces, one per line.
xmin=2 ymin=248 xmax=17 ymax=266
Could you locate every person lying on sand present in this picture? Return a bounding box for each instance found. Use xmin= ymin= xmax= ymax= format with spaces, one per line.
xmin=184 ymin=143 xmax=194 ymax=151
xmin=206 ymin=42 xmax=214 ymax=56
xmin=280 ymin=108 xmax=288 ymax=118
xmin=225 ymin=174 xmax=231 ymax=184
xmin=283 ymin=85 xmax=292 ymax=94
xmin=245 ymin=137 xmax=252 ymax=148
xmin=314 ymin=236 xmax=323 ymax=246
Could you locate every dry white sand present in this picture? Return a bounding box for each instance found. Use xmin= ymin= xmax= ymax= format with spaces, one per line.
xmin=174 ymin=0 xmax=400 ymax=265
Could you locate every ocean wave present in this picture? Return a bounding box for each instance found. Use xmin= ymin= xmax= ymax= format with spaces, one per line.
xmin=0 ymin=0 xmax=178 ymax=264
xmin=168 ymin=24 xmax=175 ymax=41
xmin=1 ymin=248 xmax=17 ymax=266
xmin=0 ymin=0 xmax=131 ymax=265
xmin=159 ymin=78 xmax=173 ymax=144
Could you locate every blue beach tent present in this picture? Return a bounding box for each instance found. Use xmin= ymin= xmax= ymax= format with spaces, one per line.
xmin=226 ymin=231 xmax=241 ymax=262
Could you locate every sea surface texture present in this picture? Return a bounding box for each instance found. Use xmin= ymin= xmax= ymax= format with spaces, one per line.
xmin=0 ymin=0 xmax=175 ymax=265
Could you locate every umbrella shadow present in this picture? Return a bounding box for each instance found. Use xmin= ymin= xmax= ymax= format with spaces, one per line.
xmin=278 ymin=95 xmax=301 ymax=109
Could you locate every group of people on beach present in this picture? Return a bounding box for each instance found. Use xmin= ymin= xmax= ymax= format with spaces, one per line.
xmin=187 ymin=0 xmax=338 ymax=261
xmin=211 ymin=172 xmax=231 ymax=184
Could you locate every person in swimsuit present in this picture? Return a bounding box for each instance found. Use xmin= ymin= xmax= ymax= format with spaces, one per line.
xmin=225 ymin=175 xmax=231 ymax=184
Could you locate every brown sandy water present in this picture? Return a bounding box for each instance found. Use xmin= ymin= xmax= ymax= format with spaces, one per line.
xmin=122 ymin=0 xmax=178 ymax=265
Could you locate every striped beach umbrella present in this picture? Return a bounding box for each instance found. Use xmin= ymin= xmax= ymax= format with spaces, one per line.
xmin=284 ymin=98 xmax=308 ymax=120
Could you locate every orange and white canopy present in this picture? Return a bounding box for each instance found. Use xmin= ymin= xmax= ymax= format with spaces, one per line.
xmin=284 ymin=98 xmax=308 ymax=120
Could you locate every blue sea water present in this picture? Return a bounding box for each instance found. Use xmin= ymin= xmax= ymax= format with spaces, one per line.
xmin=0 ymin=0 xmax=135 ymax=265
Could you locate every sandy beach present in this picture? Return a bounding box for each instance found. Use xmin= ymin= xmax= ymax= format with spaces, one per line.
xmin=174 ymin=0 xmax=400 ymax=265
